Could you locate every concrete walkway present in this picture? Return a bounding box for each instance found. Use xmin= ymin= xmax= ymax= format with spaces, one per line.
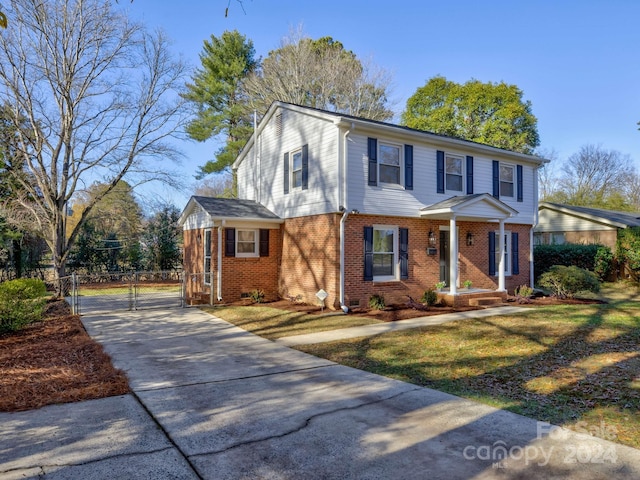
xmin=276 ymin=305 xmax=530 ymax=346
xmin=1 ymin=306 xmax=639 ymax=479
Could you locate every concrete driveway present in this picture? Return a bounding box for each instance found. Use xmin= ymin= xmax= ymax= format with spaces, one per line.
xmin=2 ymin=307 xmax=639 ymax=479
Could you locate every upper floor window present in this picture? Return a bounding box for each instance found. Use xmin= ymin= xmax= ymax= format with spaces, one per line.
xmin=283 ymin=144 xmax=308 ymax=194
xmin=379 ymin=143 xmax=401 ymax=185
xmin=291 ymin=149 xmax=303 ymax=189
xmin=445 ymin=154 xmax=463 ymax=192
xmin=367 ymin=138 xmax=413 ymax=190
xmin=500 ymin=164 xmax=515 ymax=198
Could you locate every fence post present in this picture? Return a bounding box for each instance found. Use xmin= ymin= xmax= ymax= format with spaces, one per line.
xmin=71 ymin=272 xmax=77 ymax=315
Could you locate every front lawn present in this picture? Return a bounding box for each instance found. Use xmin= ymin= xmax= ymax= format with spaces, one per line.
xmin=205 ymin=305 xmax=383 ymax=340
xmin=297 ymin=301 xmax=640 ymax=449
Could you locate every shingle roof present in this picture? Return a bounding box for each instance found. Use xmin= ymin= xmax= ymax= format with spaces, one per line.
xmin=420 ymin=194 xmax=486 ymax=211
xmin=540 ymin=202 xmax=640 ymax=228
xmin=192 ymin=196 xmax=281 ymax=220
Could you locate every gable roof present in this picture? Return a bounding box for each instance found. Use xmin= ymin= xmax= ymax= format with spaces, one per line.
xmin=232 ymin=101 xmax=549 ymax=170
xmin=420 ymin=193 xmax=518 ymax=221
xmin=179 ymin=196 xmax=282 ymax=226
xmin=538 ymin=202 xmax=640 ymax=229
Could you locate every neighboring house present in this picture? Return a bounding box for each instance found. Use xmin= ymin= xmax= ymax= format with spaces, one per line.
xmin=179 ymin=102 xmax=547 ymax=309
xmin=535 ymin=202 xmax=640 ymax=251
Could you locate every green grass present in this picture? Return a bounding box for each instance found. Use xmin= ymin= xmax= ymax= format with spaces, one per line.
xmin=78 ymin=285 xmax=180 ymax=296
xmin=204 ymin=305 xmax=382 ymax=340
xmin=294 ymin=287 xmax=640 ymax=450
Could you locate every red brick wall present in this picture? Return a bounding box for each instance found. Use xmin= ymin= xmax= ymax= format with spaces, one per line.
xmin=183 ymin=227 xmax=281 ymax=303
xmin=343 ymin=216 xmax=531 ymax=307
xmin=279 ymin=214 xmax=341 ymax=308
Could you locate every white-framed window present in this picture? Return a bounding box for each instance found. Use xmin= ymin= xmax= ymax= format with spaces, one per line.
xmin=533 ymin=233 xmax=544 ymax=246
xmin=204 ymin=229 xmax=212 ymax=285
xmin=379 ymin=143 xmax=402 ymax=185
xmin=500 ymin=163 xmax=515 ymax=198
xmin=445 ymin=154 xmax=463 ymax=192
xmin=291 ymin=148 xmax=303 ymax=190
xmin=236 ymin=229 xmax=259 ymax=257
xmin=494 ymin=231 xmax=512 ymax=276
xmin=373 ymin=225 xmax=398 ymax=281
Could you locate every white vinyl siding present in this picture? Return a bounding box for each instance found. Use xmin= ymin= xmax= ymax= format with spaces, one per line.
xmin=535 ymin=208 xmax=618 ymax=233
xmin=237 ymin=108 xmax=337 ymax=218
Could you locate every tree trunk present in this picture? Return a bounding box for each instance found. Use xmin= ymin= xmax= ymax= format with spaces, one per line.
xmin=12 ymin=238 xmax=22 ymax=279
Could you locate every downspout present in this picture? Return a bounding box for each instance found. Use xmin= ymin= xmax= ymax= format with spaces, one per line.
xmin=339 ymin=124 xmax=353 ymax=313
xmin=531 ymin=165 xmax=541 ymax=288
xmin=217 ymin=221 xmax=224 ymax=302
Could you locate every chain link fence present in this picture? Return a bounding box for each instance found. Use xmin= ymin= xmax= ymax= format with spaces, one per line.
xmin=60 ymin=271 xmax=184 ymax=315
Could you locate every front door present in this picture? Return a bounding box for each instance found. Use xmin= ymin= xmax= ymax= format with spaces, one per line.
xmin=439 ymin=231 xmax=449 ymax=286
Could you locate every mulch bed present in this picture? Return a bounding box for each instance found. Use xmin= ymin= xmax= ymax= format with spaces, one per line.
xmin=0 ymin=299 xmax=129 ymax=412
xmin=238 ymin=295 xmax=606 ymax=323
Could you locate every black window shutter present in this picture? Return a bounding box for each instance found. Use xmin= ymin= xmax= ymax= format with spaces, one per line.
xmin=283 ymin=152 xmax=290 ymax=194
xmin=368 ymin=138 xmax=377 ymax=186
xmin=301 ymin=144 xmax=309 ymax=190
xmin=399 ymin=228 xmax=409 ymax=279
xmin=364 ymin=226 xmax=374 ymax=281
xmin=437 ymin=150 xmax=445 ymax=193
xmin=404 ymin=145 xmax=413 ymax=190
xmin=517 ymin=165 xmax=523 ymax=202
xmin=259 ymin=229 xmax=269 ymax=257
xmin=488 ymin=231 xmax=496 ymax=276
xmin=466 ymin=155 xmax=474 ymax=194
xmin=225 ymin=228 xmax=236 ymax=257
xmin=492 ymin=160 xmax=500 ymax=199
xmin=512 ymin=232 xmax=519 ymax=275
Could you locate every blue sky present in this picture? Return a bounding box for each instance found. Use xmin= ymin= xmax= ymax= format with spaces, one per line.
xmin=127 ymin=0 xmax=640 ymax=207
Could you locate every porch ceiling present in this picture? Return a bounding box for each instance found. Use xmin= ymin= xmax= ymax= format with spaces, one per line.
xmin=419 ymin=193 xmax=518 ymax=222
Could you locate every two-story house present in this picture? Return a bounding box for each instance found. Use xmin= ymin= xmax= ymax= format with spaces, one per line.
xmin=179 ymin=102 xmax=546 ymax=309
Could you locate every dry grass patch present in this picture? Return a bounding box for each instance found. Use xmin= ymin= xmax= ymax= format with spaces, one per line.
xmin=0 ymin=300 xmax=129 ymax=412
xmin=297 ymin=302 xmax=640 ymax=449
xmin=203 ymin=305 xmax=382 ymax=340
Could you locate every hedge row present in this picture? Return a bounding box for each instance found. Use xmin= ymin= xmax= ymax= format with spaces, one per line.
xmin=533 ymin=244 xmax=612 ymax=281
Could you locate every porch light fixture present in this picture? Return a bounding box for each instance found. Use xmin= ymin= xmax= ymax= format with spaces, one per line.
xmin=466 ymin=231 xmax=474 ymax=246
xmin=428 ymin=230 xmax=436 ymax=247
xmin=197 ymin=232 xmax=202 ymax=244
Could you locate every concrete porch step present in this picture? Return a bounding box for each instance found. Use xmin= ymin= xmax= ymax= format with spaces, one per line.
xmin=468 ymin=297 xmax=503 ymax=306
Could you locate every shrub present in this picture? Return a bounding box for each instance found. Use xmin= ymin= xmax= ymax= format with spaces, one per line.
xmin=0 ymin=278 xmax=48 ymax=334
xmin=616 ymin=227 xmax=640 ymax=282
xmin=538 ymin=265 xmax=600 ymax=298
xmin=420 ymin=289 xmax=438 ymax=307
xmin=533 ymin=244 xmax=603 ymax=281
xmin=514 ymin=284 xmax=534 ymax=304
xmin=368 ymin=294 xmax=385 ymax=310
xmin=594 ymin=246 xmax=613 ymax=281
xmin=249 ymin=289 xmax=265 ymax=303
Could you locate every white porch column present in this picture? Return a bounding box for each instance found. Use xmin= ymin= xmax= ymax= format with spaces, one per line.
xmin=498 ymin=219 xmax=506 ymax=292
xmin=449 ymin=216 xmax=458 ymax=295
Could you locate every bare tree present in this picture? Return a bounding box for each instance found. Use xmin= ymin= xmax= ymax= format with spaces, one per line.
xmin=244 ymin=27 xmax=393 ymax=121
xmin=535 ymin=148 xmax=560 ymax=201
xmin=0 ymin=0 xmax=188 ymax=289
xmin=556 ymin=144 xmax=635 ymax=208
xmin=194 ymin=172 xmax=235 ymax=198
